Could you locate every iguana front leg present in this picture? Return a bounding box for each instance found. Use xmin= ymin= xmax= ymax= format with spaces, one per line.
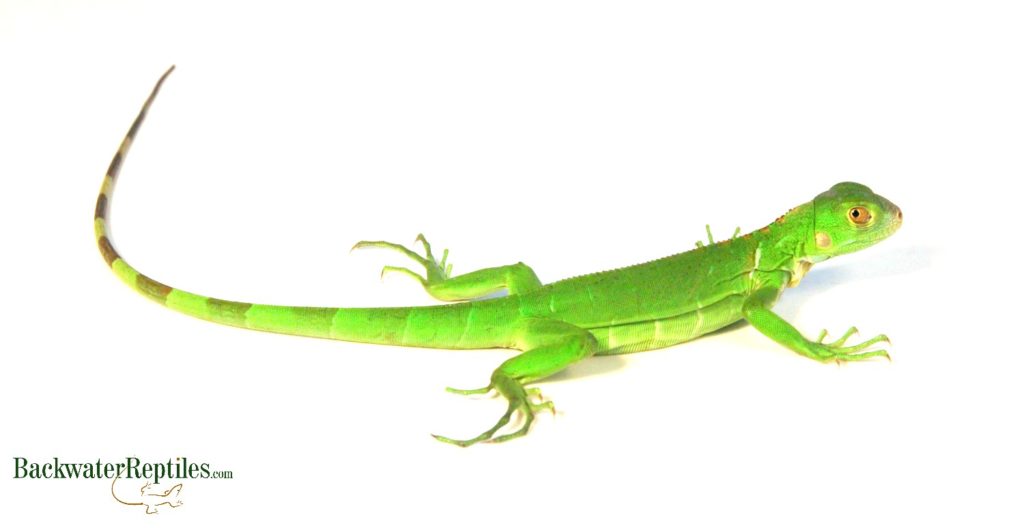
xmin=352 ymin=234 xmax=542 ymax=301
xmin=742 ymin=285 xmax=890 ymax=363
xmin=433 ymin=318 xmax=597 ymax=447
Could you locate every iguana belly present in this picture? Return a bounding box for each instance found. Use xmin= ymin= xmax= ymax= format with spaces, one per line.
xmin=589 ymin=293 xmax=747 ymax=355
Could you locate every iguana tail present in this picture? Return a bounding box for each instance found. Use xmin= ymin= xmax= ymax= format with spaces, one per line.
xmin=111 ymin=469 xmax=143 ymax=507
xmin=94 ymin=67 xmax=514 ymax=350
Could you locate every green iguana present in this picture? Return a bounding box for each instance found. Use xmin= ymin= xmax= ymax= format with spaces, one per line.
xmin=95 ymin=67 xmax=903 ymax=446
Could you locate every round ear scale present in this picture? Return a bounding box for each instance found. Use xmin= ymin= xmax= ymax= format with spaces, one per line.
xmin=848 ymin=206 xmax=872 ymax=225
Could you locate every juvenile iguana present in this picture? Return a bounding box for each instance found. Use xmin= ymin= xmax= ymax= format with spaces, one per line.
xmin=95 ymin=67 xmax=903 ymax=446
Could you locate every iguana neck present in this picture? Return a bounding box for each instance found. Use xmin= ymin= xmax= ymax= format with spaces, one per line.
xmin=753 ymin=201 xmax=818 ymax=287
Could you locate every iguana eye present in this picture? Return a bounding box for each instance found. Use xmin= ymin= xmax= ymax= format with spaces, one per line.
xmin=848 ymin=206 xmax=871 ymax=225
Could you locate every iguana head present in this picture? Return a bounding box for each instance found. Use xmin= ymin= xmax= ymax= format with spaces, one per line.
xmin=805 ymin=182 xmax=902 ymax=261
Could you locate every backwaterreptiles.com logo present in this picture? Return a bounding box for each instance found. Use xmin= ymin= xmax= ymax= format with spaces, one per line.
xmin=13 ymin=457 xmax=233 ymax=514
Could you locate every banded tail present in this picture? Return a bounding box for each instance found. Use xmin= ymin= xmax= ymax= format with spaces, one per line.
xmin=94 ymin=67 xmax=501 ymax=349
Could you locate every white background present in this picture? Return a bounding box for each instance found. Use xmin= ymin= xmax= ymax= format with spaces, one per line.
xmin=1 ymin=1 xmax=1022 ymax=526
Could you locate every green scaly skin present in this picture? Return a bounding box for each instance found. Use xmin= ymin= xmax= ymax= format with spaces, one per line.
xmin=95 ymin=67 xmax=903 ymax=446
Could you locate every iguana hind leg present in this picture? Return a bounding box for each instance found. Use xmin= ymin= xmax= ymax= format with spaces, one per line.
xmin=352 ymin=233 xmax=542 ymax=301
xmin=433 ymin=318 xmax=596 ymax=447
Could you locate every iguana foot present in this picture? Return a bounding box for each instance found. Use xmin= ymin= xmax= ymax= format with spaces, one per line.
xmin=432 ymin=374 xmax=553 ymax=447
xmin=352 ymin=233 xmax=452 ymax=288
xmin=810 ymin=326 xmax=890 ymax=363
xmin=353 ymin=234 xmax=543 ymax=301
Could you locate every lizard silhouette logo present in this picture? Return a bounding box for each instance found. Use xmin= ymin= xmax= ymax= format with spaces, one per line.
xmin=111 ymin=470 xmax=184 ymax=514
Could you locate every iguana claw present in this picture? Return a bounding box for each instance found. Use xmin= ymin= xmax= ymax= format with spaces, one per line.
xmin=810 ymin=326 xmax=890 ymax=362
xmin=445 ymin=384 xmax=492 ymax=396
xmin=695 ymin=225 xmax=741 ymax=248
